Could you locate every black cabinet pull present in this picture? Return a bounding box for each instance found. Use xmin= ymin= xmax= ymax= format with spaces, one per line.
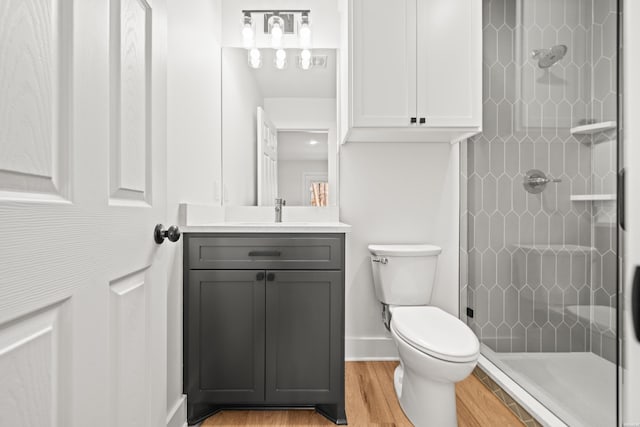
xmin=266 ymin=273 xmax=275 ymax=281
xmin=633 ymin=266 xmax=640 ymax=341
xmin=410 ymin=117 xmax=417 ymax=124
xmin=419 ymin=117 xmax=426 ymax=124
xmin=256 ymin=272 xmax=265 ymax=281
xmin=248 ymin=250 xmax=282 ymax=257
xmin=618 ymin=168 xmax=625 ymax=231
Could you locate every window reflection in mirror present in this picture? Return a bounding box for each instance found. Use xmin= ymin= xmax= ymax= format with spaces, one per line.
xmin=222 ymin=47 xmax=337 ymax=207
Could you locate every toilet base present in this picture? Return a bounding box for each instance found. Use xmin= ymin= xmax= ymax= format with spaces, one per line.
xmin=394 ymin=364 xmax=458 ymax=427
xmin=390 ymin=324 xmax=477 ymax=427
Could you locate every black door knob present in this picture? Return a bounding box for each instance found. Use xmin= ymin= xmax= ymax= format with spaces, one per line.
xmin=154 ymin=224 xmax=181 ymax=244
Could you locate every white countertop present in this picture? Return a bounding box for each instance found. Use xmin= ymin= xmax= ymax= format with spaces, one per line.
xmin=182 ymin=222 xmax=352 ymax=233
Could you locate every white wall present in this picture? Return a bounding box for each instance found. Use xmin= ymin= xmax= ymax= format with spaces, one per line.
xmin=263 ymin=97 xmax=338 ymax=205
xmin=221 ymin=0 xmax=341 ymax=48
xmin=166 ymin=0 xmax=222 ymax=425
xmin=340 ymin=142 xmax=460 ymax=359
xmin=222 ymin=48 xmax=264 ymax=206
xmin=279 ymin=160 xmax=328 ymax=205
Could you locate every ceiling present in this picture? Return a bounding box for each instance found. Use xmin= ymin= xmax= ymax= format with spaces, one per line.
xmin=278 ymin=131 xmax=329 ymax=161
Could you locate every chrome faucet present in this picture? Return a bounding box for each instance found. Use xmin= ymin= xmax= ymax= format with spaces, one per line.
xmin=275 ymin=198 xmax=286 ymax=222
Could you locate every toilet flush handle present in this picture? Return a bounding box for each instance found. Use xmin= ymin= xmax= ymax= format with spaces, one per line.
xmin=372 ymin=257 xmax=388 ymax=264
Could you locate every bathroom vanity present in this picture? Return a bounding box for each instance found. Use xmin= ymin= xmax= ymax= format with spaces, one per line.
xmin=183 ymin=227 xmax=348 ymax=425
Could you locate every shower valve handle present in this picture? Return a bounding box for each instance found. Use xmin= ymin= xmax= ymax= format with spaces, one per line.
xmin=523 ymin=169 xmax=561 ymax=194
xmin=527 ymin=176 xmax=561 ymax=185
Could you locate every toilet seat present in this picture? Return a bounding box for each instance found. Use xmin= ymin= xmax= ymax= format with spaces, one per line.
xmin=391 ymin=306 xmax=479 ymax=363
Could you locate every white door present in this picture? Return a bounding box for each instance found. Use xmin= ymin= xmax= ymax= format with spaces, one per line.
xmin=416 ymin=0 xmax=481 ymax=127
xmin=351 ymin=0 xmax=417 ymax=127
xmin=257 ymin=107 xmax=278 ymax=206
xmin=0 ymin=0 xmax=169 ymax=426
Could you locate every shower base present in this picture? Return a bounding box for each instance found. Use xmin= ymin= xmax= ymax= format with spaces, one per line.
xmin=483 ymin=345 xmax=615 ymax=427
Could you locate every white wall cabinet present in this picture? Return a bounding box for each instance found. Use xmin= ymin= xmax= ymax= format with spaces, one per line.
xmin=342 ymin=0 xmax=482 ymax=143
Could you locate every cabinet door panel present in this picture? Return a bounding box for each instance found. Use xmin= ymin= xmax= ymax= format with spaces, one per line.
xmin=416 ymin=0 xmax=481 ymax=127
xmin=186 ymin=270 xmax=265 ymax=403
xmin=265 ymin=271 xmax=343 ymax=404
xmin=352 ymin=0 xmax=416 ymax=127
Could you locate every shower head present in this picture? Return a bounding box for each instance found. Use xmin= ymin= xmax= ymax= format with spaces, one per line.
xmin=531 ymin=44 xmax=568 ymax=69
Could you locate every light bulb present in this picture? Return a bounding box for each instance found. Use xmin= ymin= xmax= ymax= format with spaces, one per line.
xmin=301 ymin=49 xmax=311 ymax=61
xmin=248 ymin=48 xmax=261 ymax=68
xmin=242 ymin=23 xmax=254 ymax=48
xmin=274 ymin=49 xmax=287 ymax=69
xmin=271 ymin=21 xmax=283 ymax=48
xmin=299 ymin=23 xmax=311 ymax=48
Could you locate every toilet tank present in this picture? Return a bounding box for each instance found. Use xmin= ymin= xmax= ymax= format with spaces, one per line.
xmin=368 ymin=244 xmax=442 ymax=306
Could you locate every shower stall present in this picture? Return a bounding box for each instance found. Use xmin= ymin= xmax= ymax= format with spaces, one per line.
xmin=461 ymin=0 xmax=619 ymax=425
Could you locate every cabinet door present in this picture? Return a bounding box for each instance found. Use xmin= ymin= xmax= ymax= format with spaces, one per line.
xmin=265 ymin=271 xmax=344 ymax=404
xmin=416 ymin=0 xmax=481 ymax=127
xmin=186 ymin=270 xmax=265 ymax=404
xmin=352 ymin=0 xmax=417 ymax=127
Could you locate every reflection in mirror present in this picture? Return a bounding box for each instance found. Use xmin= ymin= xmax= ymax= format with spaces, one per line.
xmin=222 ymin=47 xmax=337 ymax=207
xmin=278 ymin=131 xmax=328 ymax=206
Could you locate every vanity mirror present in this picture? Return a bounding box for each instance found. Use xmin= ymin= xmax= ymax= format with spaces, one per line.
xmin=221 ymin=47 xmax=338 ymax=207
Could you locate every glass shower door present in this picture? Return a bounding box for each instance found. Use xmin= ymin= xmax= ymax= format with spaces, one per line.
xmin=462 ymin=0 xmax=619 ymax=425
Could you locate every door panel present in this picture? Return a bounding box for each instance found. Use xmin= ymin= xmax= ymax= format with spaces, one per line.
xmin=0 ymin=0 xmax=168 ymax=426
xmin=265 ymin=271 xmax=342 ymax=404
xmin=0 ymin=0 xmax=72 ymax=201
xmin=110 ymin=0 xmax=153 ymax=204
xmin=109 ymin=268 xmax=150 ymax=427
xmin=0 ymin=302 xmax=70 ymax=427
xmin=416 ymin=0 xmax=481 ymax=127
xmin=352 ymin=0 xmax=417 ymax=127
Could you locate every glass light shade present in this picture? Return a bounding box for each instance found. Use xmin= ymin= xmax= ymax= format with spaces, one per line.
xmin=274 ymin=49 xmax=287 ymax=69
xmin=299 ymin=23 xmax=311 ymax=48
xmin=242 ymin=23 xmax=254 ymax=48
xmin=248 ymin=48 xmax=262 ymax=69
xmin=270 ymin=21 xmax=283 ymax=48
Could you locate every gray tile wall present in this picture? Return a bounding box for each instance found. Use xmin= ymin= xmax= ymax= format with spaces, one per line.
xmin=464 ymin=0 xmax=617 ymax=362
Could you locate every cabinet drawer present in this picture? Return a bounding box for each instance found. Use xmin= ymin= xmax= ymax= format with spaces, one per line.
xmin=187 ymin=234 xmax=344 ymax=270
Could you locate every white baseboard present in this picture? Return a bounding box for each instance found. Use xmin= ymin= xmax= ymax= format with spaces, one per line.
xmin=167 ymin=395 xmax=187 ymax=427
xmin=345 ymin=336 xmax=399 ymax=361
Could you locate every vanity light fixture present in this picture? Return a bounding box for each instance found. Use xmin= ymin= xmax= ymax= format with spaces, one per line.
xmin=242 ymin=10 xmax=312 ymax=69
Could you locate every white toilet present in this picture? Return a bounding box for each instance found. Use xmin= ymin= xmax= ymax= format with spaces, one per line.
xmin=368 ymin=244 xmax=479 ymax=427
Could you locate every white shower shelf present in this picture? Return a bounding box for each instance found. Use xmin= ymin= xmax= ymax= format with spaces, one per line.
xmin=570 ymin=194 xmax=616 ymax=201
xmin=570 ymin=121 xmax=617 ymax=135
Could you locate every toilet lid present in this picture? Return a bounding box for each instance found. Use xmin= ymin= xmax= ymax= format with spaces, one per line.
xmin=391 ymin=307 xmax=479 ymax=363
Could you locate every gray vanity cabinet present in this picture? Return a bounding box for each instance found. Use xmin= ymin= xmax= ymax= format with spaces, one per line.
xmin=184 ymin=233 xmax=346 ymax=426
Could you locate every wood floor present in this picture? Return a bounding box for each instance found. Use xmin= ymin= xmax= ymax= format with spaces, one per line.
xmin=202 ymin=361 xmax=524 ymax=426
